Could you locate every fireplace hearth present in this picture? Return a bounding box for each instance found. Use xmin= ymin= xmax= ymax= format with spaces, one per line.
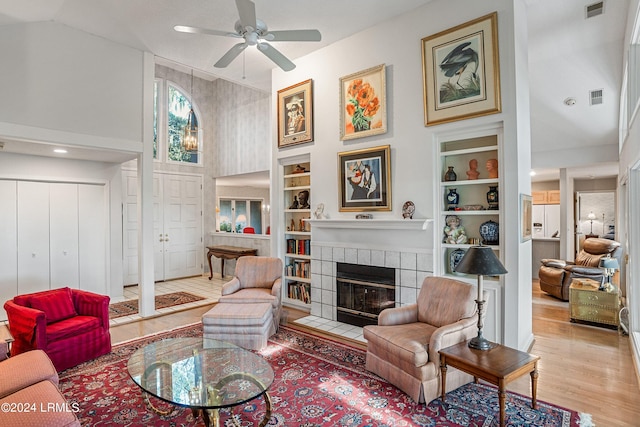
xmin=336 ymin=262 xmax=396 ymax=327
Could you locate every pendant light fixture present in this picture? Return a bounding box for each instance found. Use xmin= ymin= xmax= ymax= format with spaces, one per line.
xmin=181 ymin=69 xmax=198 ymax=152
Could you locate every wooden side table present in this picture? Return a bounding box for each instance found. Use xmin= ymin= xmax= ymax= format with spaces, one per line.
xmin=439 ymin=340 xmax=540 ymax=427
xmin=0 ymin=322 xmax=14 ymax=359
xmin=569 ymin=278 xmax=619 ymax=328
xmin=206 ymin=245 xmax=258 ymax=279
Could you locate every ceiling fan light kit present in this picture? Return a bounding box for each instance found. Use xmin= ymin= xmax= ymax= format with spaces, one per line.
xmin=174 ymin=0 xmax=321 ymax=72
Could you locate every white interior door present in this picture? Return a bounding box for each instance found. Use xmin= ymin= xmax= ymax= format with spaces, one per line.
xmin=17 ymin=181 xmax=50 ymax=294
xmin=78 ymin=184 xmax=107 ymax=294
xmin=0 ymin=181 xmax=17 ymax=321
xmin=123 ymin=172 xmax=139 ymax=285
xmin=50 ymin=183 xmax=79 ymax=289
xmin=153 ymin=174 xmax=164 ymax=280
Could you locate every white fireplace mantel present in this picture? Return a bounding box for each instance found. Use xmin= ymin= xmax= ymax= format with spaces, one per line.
xmin=307 ymin=218 xmax=432 ymax=231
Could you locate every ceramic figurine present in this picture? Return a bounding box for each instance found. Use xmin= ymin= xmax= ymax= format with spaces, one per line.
xmin=466 ymin=159 xmax=480 ymax=180
xmin=402 ymin=201 xmax=415 ymax=219
xmin=486 ymin=158 xmax=498 ymax=178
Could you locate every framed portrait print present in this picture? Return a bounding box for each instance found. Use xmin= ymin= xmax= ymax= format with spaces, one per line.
xmin=340 ymin=64 xmax=387 ymax=140
xmin=277 ymin=79 xmax=313 ymax=148
xmin=520 ymin=193 xmax=533 ymax=242
xmin=421 ymin=12 xmax=501 ymax=126
xmin=338 ymin=145 xmax=391 ymax=212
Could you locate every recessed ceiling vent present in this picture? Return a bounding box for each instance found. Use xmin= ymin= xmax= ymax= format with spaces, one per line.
xmin=586 ymin=2 xmax=604 ymax=19
xmin=590 ymin=89 xmax=603 ymax=105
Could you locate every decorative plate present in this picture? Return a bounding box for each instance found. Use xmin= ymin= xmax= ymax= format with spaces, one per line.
xmin=479 ymin=220 xmax=499 ymax=245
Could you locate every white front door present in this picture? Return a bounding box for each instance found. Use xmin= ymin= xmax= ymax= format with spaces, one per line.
xmin=123 ymin=171 xmax=203 ymax=284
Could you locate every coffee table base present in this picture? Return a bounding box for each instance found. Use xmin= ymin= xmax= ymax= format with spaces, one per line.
xmin=141 ymin=371 xmax=272 ymax=427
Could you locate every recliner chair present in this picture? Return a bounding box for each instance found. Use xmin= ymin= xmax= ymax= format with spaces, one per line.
xmin=538 ymin=238 xmax=621 ymax=301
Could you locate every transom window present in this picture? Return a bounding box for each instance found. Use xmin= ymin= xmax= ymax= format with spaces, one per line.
xmin=166 ymin=82 xmax=202 ymax=165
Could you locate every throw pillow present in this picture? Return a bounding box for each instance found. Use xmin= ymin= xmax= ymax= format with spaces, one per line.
xmin=29 ymin=288 xmax=77 ymax=324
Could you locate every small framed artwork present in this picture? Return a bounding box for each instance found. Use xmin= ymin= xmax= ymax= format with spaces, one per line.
xmin=338 ymin=145 xmax=391 ymax=212
xmin=339 ymin=64 xmax=387 ymax=140
xmin=277 ymin=79 xmax=313 ymax=148
xmin=421 ymin=12 xmax=501 ymax=126
xmin=521 ymin=193 xmax=533 ymax=242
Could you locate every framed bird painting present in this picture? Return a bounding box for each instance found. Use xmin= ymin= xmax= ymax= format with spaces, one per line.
xmin=421 ymin=12 xmax=501 ymax=126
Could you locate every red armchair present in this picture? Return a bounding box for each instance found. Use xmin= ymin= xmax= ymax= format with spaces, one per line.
xmin=4 ymin=287 xmax=111 ymax=372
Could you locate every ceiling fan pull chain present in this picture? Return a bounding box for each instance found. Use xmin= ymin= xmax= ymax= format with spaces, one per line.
xmin=242 ymin=50 xmax=246 ymax=80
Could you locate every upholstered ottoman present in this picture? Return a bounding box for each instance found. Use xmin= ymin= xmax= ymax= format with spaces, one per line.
xmin=202 ymin=302 xmax=275 ymax=350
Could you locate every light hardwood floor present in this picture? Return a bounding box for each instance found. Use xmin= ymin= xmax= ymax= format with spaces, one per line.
xmin=110 ymin=276 xmax=640 ymax=426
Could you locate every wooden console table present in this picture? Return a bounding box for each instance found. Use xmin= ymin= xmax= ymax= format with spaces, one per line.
xmin=206 ymin=245 xmax=258 ymax=279
xmin=439 ymin=340 xmax=540 ymax=427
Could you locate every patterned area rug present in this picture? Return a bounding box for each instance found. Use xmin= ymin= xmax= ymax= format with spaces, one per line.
xmin=59 ymin=324 xmax=592 ymax=426
xmin=108 ymin=292 xmax=205 ymax=319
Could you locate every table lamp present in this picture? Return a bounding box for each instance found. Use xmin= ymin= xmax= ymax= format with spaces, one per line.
xmin=598 ymin=255 xmax=619 ymax=291
xmin=454 ymin=245 xmax=507 ymax=350
xmin=587 ymin=212 xmax=596 ymax=234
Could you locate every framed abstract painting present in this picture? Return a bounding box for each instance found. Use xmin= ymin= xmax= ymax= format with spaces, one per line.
xmin=338 ymin=145 xmax=391 ymax=212
xmin=421 ymin=12 xmax=501 ymax=126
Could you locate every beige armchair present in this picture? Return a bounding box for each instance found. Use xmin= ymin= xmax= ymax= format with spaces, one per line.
xmin=218 ymin=256 xmax=283 ymax=331
xmin=363 ymin=276 xmax=484 ymax=403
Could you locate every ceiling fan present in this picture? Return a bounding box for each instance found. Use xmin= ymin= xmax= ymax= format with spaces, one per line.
xmin=174 ymin=0 xmax=321 ymax=72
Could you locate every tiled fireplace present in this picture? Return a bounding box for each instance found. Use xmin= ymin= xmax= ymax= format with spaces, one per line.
xmin=308 ymin=219 xmax=433 ymax=322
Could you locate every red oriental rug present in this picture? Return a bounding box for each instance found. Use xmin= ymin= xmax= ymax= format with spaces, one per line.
xmin=59 ymin=324 xmax=593 ymax=426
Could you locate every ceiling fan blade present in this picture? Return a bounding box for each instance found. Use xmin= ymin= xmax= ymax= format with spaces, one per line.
xmin=214 ymin=42 xmax=248 ymax=68
xmin=235 ymin=0 xmax=257 ymax=31
xmin=265 ymin=29 xmax=321 ymax=42
xmin=174 ymin=25 xmax=239 ymax=38
xmin=257 ymin=42 xmax=295 ymax=71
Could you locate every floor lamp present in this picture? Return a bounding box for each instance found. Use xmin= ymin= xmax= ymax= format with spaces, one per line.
xmin=454 ymin=245 xmax=508 ymax=350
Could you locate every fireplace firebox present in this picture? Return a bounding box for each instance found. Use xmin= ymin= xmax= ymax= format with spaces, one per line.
xmin=336 ymin=262 xmax=395 ymax=327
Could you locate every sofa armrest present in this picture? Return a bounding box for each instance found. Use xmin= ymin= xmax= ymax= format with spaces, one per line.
xmin=0 ymin=350 xmax=58 ymax=399
xmin=72 ymin=289 xmax=110 ymax=328
xmin=3 ymin=301 xmax=47 ymax=350
xmin=377 ymin=304 xmax=418 ymax=326
xmin=271 ymin=278 xmax=282 ymax=301
xmin=428 ymin=315 xmax=477 ymax=369
xmin=221 ymin=277 xmax=241 ymax=296
xmin=540 ymin=259 xmax=567 ymax=268
xmin=564 ymin=265 xmax=603 ymax=276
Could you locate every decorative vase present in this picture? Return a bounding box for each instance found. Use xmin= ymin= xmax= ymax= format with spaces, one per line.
xmin=486 ymin=186 xmax=499 ymax=210
xmin=444 ymin=166 xmax=457 ymax=182
xmin=479 ymin=220 xmax=499 ymax=245
xmin=446 ymin=188 xmax=460 ymax=210
xmin=449 ymin=248 xmax=466 ymax=274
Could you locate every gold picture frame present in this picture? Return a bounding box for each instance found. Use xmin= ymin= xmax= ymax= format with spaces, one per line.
xmin=421 ymin=12 xmax=501 ymax=126
xmin=277 ymin=79 xmax=313 ymax=148
xmin=339 ymin=64 xmax=387 ymax=140
xmin=521 ymin=193 xmax=533 ymax=242
xmin=338 ymin=145 xmax=391 ymax=212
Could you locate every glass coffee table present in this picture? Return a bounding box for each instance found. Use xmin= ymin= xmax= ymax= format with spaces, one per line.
xmin=127 ymin=337 xmax=274 ymax=427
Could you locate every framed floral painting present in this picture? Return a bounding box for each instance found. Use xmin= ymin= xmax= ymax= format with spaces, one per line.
xmin=277 ymin=79 xmax=313 ymax=148
xmin=338 ymin=145 xmax=391 ymax=212
xmin=339 ymin=64 xmax=387 ymax=140
xmin=421 ymin=12 xmax=501 ymax=126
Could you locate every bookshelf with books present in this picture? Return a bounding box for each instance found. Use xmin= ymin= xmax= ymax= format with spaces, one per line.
xmin=282 ymin=158 xmax=312 ymax=310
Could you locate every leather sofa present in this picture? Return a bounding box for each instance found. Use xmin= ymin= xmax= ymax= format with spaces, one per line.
xmin=4 ymin=287 xmax=111 ymax=372
xmin=538 ymin=238 xmax=622 ymax=301
xmin=0 ymin=345 xmax=80 ymax=427
xmin=363 ymin=276 xmax=482 ymax=403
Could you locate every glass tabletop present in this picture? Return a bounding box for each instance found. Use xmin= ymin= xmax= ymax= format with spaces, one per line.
xmin=127 ymin=337 xmax=274 ymax=410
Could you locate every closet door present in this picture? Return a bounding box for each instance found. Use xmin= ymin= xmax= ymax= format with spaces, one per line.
xmin=50 ymin=183 xmax=79 ymax=289
xmin=123 ymin=171 xmax=139 ymax=285
xmin=0 ymin=181 xmax=17 ymax=321
xmin=78 ymin=184 xmax=107 ymax=294
xmin=17 ymin=181 xmax=50 ymax=294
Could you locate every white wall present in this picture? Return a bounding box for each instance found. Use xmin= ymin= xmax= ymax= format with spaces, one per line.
xmin=0 ymin=22 xmax=145 ymax=152
xmin=271 ymin=0 xmax=533 ymax=349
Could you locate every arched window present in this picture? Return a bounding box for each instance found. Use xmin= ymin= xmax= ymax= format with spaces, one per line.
xmin=167 ymin=82 xmax=202 ymax=165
